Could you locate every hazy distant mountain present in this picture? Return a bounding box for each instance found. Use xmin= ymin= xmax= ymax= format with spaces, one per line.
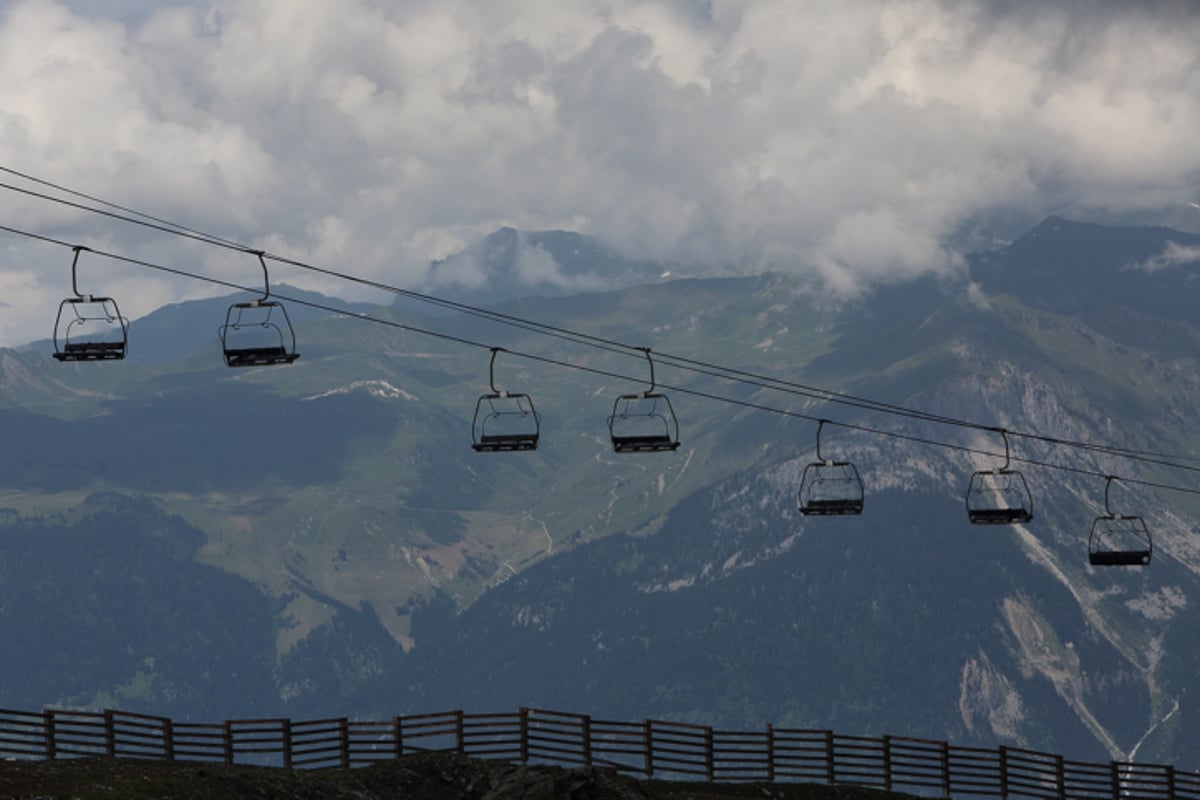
xmin=1160 ymin=202 xmax=1200 ymax=235
xmin=3 ymin=218 xmax=1200 ymax=768
xmin=972 ymin=216 xmax=1200 ymax=324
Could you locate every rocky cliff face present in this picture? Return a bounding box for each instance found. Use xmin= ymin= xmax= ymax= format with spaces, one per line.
xmin=393 ymin=223 xmax=1200 ymax=765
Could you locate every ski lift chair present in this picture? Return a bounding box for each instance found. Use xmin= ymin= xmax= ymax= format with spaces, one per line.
xmin=965 ymin=429 xmax=1034 ymax=524
xmin=1089 ymin=476 xmax=1152 ymax=566
xmin=798 ymin=420 xmax=864 ymax=516
xmin=472 ymin=348 xmax=540 ymax=452
xmin=608 ymin=348 xmax=680 ymax=453
xmin=219 ymin=251 xmax=299 ymax=367
xmin=52 ymin=246 xmax=128 ymax=362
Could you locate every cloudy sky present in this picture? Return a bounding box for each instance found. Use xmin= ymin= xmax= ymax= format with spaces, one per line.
xmin=0 ymin=0 xmax=1198 ymax=346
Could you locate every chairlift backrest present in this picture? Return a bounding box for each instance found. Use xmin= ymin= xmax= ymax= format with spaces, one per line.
xmin=53 ymin=246 xmax=128 ymax=362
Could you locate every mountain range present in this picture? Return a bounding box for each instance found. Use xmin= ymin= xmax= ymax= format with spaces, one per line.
xmin=2 ymin=217 xmax=1200 ymax=767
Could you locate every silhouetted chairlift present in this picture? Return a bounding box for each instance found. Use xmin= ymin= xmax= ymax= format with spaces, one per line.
xmin=52 ymin=246 xmax=129 ymax=362
xmin=965 ymin=429 xmax=1033 ymax=524
xmin=798 ymin=419 xmax=864 ymax=516
xmin=471 ymin=347 xmax=540 ymax=452
xmin=219 ymin=251 xmax=299 ymax=368
xmin=608 ymin=348 xmax=680 ymax=453
xmin=1089 ymin=475 xmax=1152 ymax=566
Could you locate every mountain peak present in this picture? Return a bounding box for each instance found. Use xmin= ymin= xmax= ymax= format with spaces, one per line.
xmin=418 ymin=227 xmax=665 ymax=307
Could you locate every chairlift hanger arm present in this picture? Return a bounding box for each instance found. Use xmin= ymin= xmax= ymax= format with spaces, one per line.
xmin=985 ymin=427 xmax=1011 ymax=473
xmin=69 ymin=245 xmax=93 ymax=299
xmin=1102 ymin=475 xmax=1127 ymax=518
xmin=489 ymin=347 xmax=506 ymax=396
xmin=250 ymin=249 xmax=270 ymax=305
xmin=639 ymin=347 xmax=656 ymax=397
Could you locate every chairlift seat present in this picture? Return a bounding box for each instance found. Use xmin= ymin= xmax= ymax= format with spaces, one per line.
xmin=1089 ymin=513 xmax=1152 ymax=567
xmin=965 ymin=469 xmax=1033 ymax=526
xmin=53 ymin=295 xmax=128 ymax=363
xmin=801 ymin=498 xmax=864 ymax=516
xmin=472 ymin=387 xmax=540 ymax=453
xmin=472 ymin=433 xmax=540 ymax=453
xmin=1089 ymin=549 xmax=1151 ymax=567
xmin=52 ymin=250 xmax=129 ymax=364
xmin=223 ymin=346 xmax=300 ymax=368
xmin=608 ymin=392 xmax=680 ymax=454
xmin=611 ymin=434 xmax=681 ymax=453
xmin=606 ymin=349 xmax=681 ymax=454
xmin=798 ymin=460 xmax=864 ymax=516
xmin=968 ymin=507 xmax=1034 ymax=525
xmin=219 ymin=297 xmax=299 ymax=368
xmin=54 ymin=340 xmax=127 ymax=361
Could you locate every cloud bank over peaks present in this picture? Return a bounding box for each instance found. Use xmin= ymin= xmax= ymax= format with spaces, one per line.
xmin=0 ymin=0 xmax=1198 ymax=344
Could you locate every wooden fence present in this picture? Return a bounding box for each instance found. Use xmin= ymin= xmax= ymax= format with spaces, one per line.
xmin=1 ymin=706 xmax=1197 ymax=799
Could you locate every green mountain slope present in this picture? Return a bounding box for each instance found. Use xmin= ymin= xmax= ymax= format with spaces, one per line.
xmin=0 ymin=272 xmax=837 ymax=713
xmin=2 ymin=219 xmax=1200 ymax=766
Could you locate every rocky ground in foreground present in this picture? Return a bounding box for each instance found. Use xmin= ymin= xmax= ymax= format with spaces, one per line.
xmin=0 ymin=751 xmax=918 ymax=799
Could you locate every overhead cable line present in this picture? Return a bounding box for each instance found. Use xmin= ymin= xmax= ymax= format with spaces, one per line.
xmin=2 ymin=220 xmax=1198 ymax=501
xmin=0 ymin=175 xmax=993 ymax=421
xmin=3 ymin=169 xmax=1200 ymax=475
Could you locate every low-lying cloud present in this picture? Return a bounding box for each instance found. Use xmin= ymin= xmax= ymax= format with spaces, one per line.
xmin=1132 ymin=242 xmax=1200 ymax=273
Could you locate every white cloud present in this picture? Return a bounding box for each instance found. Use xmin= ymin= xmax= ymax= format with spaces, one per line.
xmin=1131 ymin=241 xmax=1200 ymax=273
xmin=0 ymin=0 xmax=1197 ymax=345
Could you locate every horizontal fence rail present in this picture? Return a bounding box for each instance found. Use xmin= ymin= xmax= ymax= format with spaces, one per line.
xmin=1 ymin=706 xmax=1197 ymax=799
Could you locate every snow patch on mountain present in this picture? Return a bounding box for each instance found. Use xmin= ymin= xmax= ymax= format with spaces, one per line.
xmin=302 ymin=380 xmax=418 ymax=402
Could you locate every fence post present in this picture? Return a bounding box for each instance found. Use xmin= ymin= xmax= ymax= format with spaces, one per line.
xmin=281 ymin=718 xmax=292 ymax=770
xmin=1055 ymin=753 xmax=1065 ymax=800
xmin=941 ymin=740 xmax=951 ymax=798
xmin=1167 ymin=765 xmax=1176 ymax=800
xmin=104 ymin=709 xmax=116 ymax=758
xmin=766 ymin=724 xmax=775 ymax=784
xmin=824 ymin=730 xmax=835 ymax=785
xmin=999 ymin=746 xmax=1008 ymax=800
xmin=393 ymin=715 xmax=404 ymax=760
xmin=882 ymin=735 xmax=892 ymax=791
xmin=454 ymin=710 xmax=465 ymax=755
xmin=582 ymin=714 xmax=592 ymax=768
xmin=222 ymin=720 xmax=233 ymax=766
xmin=644 ymin=719 xmax=654 ymax=779
xmin=1109 ymin=761 xmax=1120 ymax=800
xmin=42 ymin=709 xmax=56 ymax=760
xmin=163 ymin=718 xmax=175 ymax=762
xmin=519 ymin=708 xmax=529 ymax=764
xmin=338 ymin=718 xmax=350 ymax=768
xmin=704 ymin=725 xmax=714 ymax=783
